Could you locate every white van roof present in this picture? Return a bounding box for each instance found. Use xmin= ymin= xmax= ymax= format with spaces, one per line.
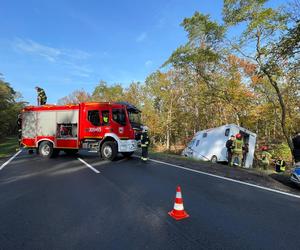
xmin=195 ymin=124 xmax=256 ymax=137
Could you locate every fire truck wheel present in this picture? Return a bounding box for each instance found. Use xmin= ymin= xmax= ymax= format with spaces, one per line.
xmin=39 ymin=141 xmax=54 ymax=158
xmin=211 ymin=155 xmax=218 ymax=163
xmin=101 ymin=141 xmax=117 ymax=161
xmin=121 ymin=152 xmax=134 ymax=158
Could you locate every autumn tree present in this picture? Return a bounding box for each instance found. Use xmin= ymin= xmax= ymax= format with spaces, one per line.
xmin=58 ymin=89 xmax=91 ymax=104
xmin=92 ymin=80 xmax=124 ymax=102
xmin=223 ymin=0 xmax=297 ymax=153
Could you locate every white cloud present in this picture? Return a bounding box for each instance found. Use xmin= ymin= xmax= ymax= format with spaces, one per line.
xmin=145 ymin=60 xmax=153 ymax=67
xmin=64 ymin=49 xmax=91 ymax=60
xmin=13 ymin=38 xmax=93 ymax=78
xmin=14 ymin=39 xmax=61 ymax=62
xmin=13 ymin=38 xmax=91 ymax=62
xmin=136 ymin=32 xmax=147 ymax=42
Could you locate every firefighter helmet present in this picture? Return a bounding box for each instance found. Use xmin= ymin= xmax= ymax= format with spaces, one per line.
xmin=236 ymin=133 xmax=242 ymax=139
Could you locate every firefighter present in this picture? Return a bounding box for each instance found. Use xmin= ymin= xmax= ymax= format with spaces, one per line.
xmin=226 ymin=135 xmax=235 ymax=165
xmin=231 ymin=133 xmax=244 ymax=167
xmin=275 ymin=158 xmax=286 ymax=173
xmin=17 ymin=114 xmax=22 ymax=147
xmin=35 ymin=86 xmax=47 ymax=106
xmin=260 ymin=146 xmax=272 ymax=170
xmin=242 ymin=142 xmax=249 ymax=167
xmin=141 ymin=126 xmax=150 ymax=162
xmin=103 ymin=114 xmax=109 ymax=124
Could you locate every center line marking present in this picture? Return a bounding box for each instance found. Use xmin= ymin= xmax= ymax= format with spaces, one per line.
xmin=77 ymin=158 xmax=100 ymax=174
xmin=0 ymin=150 xmax=22 ymax=171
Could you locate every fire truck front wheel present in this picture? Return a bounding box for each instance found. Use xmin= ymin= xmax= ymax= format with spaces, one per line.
xmin=39 ymin=141 xmax=54 ymax=158
xmin=101 ymin=141 xmax=117 ymax=161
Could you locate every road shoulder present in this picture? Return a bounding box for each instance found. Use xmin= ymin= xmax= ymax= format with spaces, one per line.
xmin=148 ymin=152 xmax=300 ymax=196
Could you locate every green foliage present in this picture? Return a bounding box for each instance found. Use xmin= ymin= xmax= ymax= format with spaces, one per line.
xmin=92 ymin=80 xmax=124 ymax=102
xmin=0 ymin=77 xmax=25 ymax=138
xmin=0 ymin=136 xmax=19 ymax=158
xmin=57 ymin=1 xmax=298 ymax=158
xmin=223 ymin=0 xmax=296 ymax=153
xmin=164 ymin=12 xmax=225 ymax=74
xmin=271 ymin=143 xmax=292 ymax=162
xmin=58 ymin=89 xmax=91 ymax=104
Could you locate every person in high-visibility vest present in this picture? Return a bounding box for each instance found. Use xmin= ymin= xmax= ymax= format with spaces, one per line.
xmin=35 ymin=86 xmax=47 ymax=106
xmin=141 ymin=126 xmax=150 ymax=162
xmin=260 ymin=146 xmax=272 ymax=170
xmin=275 ymin=159 xmax=286 ymax=172
xmin=231 ymin=133 xmax=244 ymax=167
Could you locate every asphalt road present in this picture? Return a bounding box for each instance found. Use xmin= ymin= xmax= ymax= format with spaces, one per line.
xmin=0 ymin=150 xmax=300 ymax=250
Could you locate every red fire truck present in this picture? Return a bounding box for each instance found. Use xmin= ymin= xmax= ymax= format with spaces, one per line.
xmin=20 ymin=102 xmax=142 ymax=160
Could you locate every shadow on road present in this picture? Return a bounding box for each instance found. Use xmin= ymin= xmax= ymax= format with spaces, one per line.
xmin=269 ymin=173 xmax=300 ymax=190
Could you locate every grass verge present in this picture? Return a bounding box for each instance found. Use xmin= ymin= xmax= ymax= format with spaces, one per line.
xmin=0 ymin=136 xmax=19 ymax=158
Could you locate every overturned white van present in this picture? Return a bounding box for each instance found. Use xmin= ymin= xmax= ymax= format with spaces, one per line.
xmin=182 ymin=124 xmax=257 ymax=168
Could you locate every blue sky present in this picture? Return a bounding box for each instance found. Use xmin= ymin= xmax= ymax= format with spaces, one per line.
xmin=0 ymin=0 xmax=286 ymax=105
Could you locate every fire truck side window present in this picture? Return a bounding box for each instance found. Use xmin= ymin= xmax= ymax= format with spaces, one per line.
xmin=88 ymin=110 xmax=100 ymax=126
xmin=112 ymin=109 xmax=126 ymax=125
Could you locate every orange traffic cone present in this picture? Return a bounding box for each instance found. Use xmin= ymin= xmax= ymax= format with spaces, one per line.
xmin=168 ymin=186 xmax=189 ymax=220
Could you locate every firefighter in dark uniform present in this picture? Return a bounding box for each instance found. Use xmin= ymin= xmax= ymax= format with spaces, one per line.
xmin=35 ymin=86 xmax=47 ymax=106
xmin=141 ymin=126 xmax=150 ymax=162
xmin=17 ymin=114 xmax=22 ymax=146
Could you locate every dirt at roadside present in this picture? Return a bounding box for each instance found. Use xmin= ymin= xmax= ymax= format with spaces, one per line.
xmin=148 ymin=153 xmax=300 ymax=196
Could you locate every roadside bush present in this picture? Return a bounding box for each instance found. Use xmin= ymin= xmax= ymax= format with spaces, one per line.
xmin=271 ymin=143 xmax=292 ymax=162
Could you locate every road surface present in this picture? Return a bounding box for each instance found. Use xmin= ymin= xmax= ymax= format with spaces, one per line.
xmin=0 ymin=150 xmax=299 ymax=249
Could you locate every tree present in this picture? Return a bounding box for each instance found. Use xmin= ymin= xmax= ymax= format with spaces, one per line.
xmin=223 ymin=0 xmax=296 ymax=153
xmin=58 ymin=89 xmax=91 ymax=104
xmin=92 ymin=80 xmax=124 ymax=102
xmin=0 ymin=76 xmax=25 ymax=138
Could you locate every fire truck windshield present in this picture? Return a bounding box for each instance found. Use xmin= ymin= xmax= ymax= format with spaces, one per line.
xmin=128 ymin=110 xmax=141 ymax=126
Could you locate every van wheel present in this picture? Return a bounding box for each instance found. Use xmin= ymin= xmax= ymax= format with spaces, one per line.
xmin=39 ymin=141 xmax=54 ymax=158
xmin=101 ymin=141 xmax=117 ymax=161
xmin=211 ymin=155 xmax=218 ymax=163
xmin=122 ymin=152 xmax=134 ymax=158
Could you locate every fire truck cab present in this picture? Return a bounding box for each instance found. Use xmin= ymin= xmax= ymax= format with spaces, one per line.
xmin=21 ymin=102 xmax=142 ymax=160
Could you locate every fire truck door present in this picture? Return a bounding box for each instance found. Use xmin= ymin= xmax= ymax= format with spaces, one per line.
xmin=84 ymin=109 xmax=102 ymax=139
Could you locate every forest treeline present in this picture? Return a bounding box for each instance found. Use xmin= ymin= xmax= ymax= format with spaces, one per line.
xmin=58 ymin=0 xmax=299 ymax=159
xmin=0 ymin=76 xmax=26 ymax=138
xmin=1 ymin=0 xmax=299 ymax=160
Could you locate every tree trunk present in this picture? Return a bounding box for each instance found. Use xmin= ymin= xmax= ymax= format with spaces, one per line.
xmin=265 ymin=72 xmax=293 ymax=153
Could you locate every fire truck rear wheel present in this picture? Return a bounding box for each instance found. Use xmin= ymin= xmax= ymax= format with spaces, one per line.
xmin=101 ymin=141 xmax=117 ymax=161
xmin=39 ymin=141 xmax=54 ymax=158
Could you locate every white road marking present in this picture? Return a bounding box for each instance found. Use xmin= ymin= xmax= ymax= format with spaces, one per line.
xmin=77 ymin=158 xmax=100 ymax=174
xmin=0 ymin=150 xmax=22 ymax=171
xmin=149 ymin=158 xmax=300 ymax=200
